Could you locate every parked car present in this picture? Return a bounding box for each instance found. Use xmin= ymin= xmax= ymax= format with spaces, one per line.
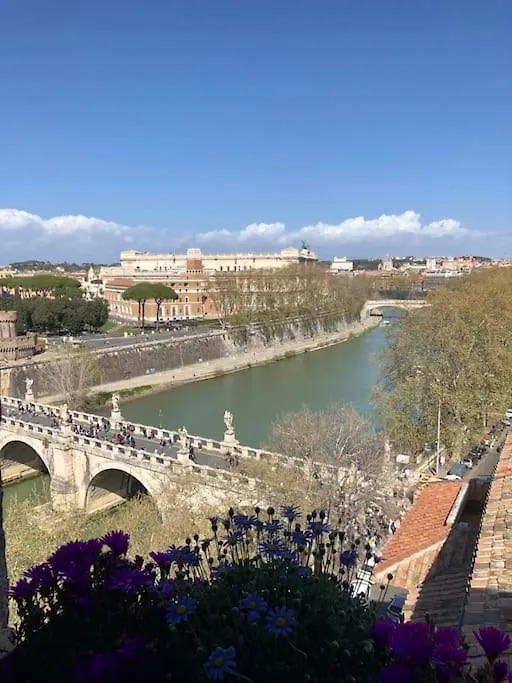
xmin=446 ymin=463 xmax=469 ymax=481
xmin=505 ymin=409 xmax=512 ymax=420
xmin=461 ymin=457 xmax=473 ymax=469
xmin=501 ymin=419 xmax=511 ymax=428
xmin=387 ymin=594 xmax=407 ymax=622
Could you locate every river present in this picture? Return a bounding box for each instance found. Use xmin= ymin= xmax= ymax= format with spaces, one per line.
xmin=3 ymin=315 xmax=396 ymax=507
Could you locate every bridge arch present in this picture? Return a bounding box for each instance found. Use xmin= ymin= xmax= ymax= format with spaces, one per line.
xmin=0 ymin=434 xmax=51 ymax=482
xmin=84 ymin=462 xmax=157 ymax=515
xmin=361 ymin=299 xmax=429 ymax=318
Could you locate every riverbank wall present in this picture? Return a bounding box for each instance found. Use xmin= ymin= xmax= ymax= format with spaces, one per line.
xmin=0 ymin=313 xmax=379 ymax=402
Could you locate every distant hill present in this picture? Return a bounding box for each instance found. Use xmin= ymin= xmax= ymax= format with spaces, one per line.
xmin=9 ymin=260 xmax=119 ymax=272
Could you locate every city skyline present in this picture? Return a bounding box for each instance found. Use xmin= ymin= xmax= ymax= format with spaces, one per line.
xmin=1 ymin=0 xmax=510 ymax=262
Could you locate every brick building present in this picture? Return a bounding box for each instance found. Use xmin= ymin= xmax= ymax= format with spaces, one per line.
xmin=103 ymin=252 xmax=218 ymax=322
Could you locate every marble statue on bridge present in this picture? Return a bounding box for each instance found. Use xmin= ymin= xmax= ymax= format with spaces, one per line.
xmin=176 ymin=426 xmax=192 ymax=465
xmin=177 ymin=426 xmax=188 ymax=451
xmin=223 ymin=409 xmax=238 ymax=446
xmin=224 ymin=410 xmax=234 ymax=434
xmin=111 ymin=393 xmax=120 ymax=413
xmin=24 ymin=377 xmax=34 ymax=403
xmin=110 ymin=392 xmax=122 ymax=423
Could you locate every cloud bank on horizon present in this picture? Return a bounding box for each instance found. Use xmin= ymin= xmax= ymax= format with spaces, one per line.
xmin=0 ymin=207 xmax=487 ymax=263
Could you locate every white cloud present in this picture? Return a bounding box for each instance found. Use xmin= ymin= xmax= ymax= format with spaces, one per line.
xmin=197 ymin=210 xmax=476 ymax=246
xmin=0 ymin=207 xmax=484 ymax=263
xmin=239 ymin=222 xmax=286 ymax=240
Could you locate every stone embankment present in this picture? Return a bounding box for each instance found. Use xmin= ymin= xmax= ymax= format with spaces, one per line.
xmin=1 ymin=314 xmax=379 ymax=401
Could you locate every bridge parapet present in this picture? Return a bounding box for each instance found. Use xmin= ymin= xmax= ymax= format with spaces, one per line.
xmin=0 ymin=396 xmax=337 ymax=479
xmin=0 ymin=410 xmax=259 ymax=499
xmin=0 ymin=415 xmax=56 ymax=441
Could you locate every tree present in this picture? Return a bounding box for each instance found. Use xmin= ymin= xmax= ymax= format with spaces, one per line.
xmin=121 ymin=283 xmax=151 ymax=330
xmin=262 ymin=405 xmax=401 ymax=534
xmin=375 ymin=268 xmax=512 ymax=458
xmin=122 ymin=283 xmax=177 ymax=330
xmin=37 ymin=346 xmax=101 ymax=408
xmin=150 ymin=283 xmax=178 ymax=330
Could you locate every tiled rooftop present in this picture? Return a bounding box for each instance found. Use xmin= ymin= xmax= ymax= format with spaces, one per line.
xmin=375 ymin=481 xmax=463 ymax=575
xmin=462 ymin=434 xmax=512 ymax=647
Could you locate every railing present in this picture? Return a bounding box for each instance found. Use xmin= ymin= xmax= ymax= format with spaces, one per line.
xmin=0 ymin=395 xmax=338 ymax=480
xmin=0 ymin=400 xmax=259 ymax=490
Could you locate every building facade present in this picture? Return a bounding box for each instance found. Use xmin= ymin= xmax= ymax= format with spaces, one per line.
xmin=103 ymin=252 xmax=218 ymax=322
xmin=107 ymin=246 xmax=317 ymax=277
xmin=329 ymin=257 xmax=354 ymax=273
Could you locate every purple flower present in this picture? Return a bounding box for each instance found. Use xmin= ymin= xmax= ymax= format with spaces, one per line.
xmin=390 ymin=622 xmax=434 ymax=666
xmin=287 ymin=563 xmax=310 ymax=578
xmin=379 ymin=664 xmax=415 ymax=683
xmin=281 ymin=504 xmax=301 ymax=522
xmin=155 ymin=579 xmax=175 ymax=599
xmin=87 ymin=651 xmax=119 ymax=680
xmin=107 ymin=567 xmax=153 ymax=592
xmin=247 ymin=610 xmax=260 ymax=623
xmin=205 ymin=646 xmax=236 ymax=681
xmin=474 ymin=627 xmax=511 ymax=663
xmin=259 ymin=539 xmax=288 ymax=559
xmin=49 ymin=540 xmax=98 ymax=573
xmin=265 ymin=607 xmax=295 ymax=636
xmin=23 ymin=562 xmax=55 ymax=591
xmin=372 ymin=618 xmax=397 ymax=649
xmin=9 ymin=578 xmax=35 ymax=601
xmin=149 ymin=551 xmax=172 ymax=568
xmin=432 ymin=644 xmax=467 ymax=681
xmin=340 ymin=549 xmax=358 ymax=567
xmin=494 ymin=661 xmax=509 ymax=683
xmin=232 ymin=514 xmax=257 ymax=531
xmin=307 ymin=520 xmax=331 ymax=536
xmin=166 ymin=595 xmax=196 ymax=624
xmin=264 ymin=519 xmax=283 ymax=535
xmin=239 ymin=594 xmax=267 ymax=613
xmin=167 ymin=545 xmax=200 ymax=568
xmin=433 ymin=626 xmax=461 ymax=648
xmin=223 ymin=530 xmax=244 ymax=547
xmin=102 ymin=530 xmax=130 ymax=556
xmin=291 ymin=530 xmax=308 ymax=546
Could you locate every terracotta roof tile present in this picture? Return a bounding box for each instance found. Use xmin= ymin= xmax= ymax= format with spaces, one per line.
xmin=463 ymin=434 xmax=512 ymax=648
xmin=376 ymin=481 xmax=462 ymax=574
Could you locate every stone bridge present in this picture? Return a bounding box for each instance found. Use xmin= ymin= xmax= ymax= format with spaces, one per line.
xmin=361 ymin=299 xmax=430 ymax=318
xmin=0 ymin=396 xmax=337 ymax=517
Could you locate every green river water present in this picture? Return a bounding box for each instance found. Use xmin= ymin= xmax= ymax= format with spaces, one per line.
xmin=3 ymin=317 xmax=395 ymax=508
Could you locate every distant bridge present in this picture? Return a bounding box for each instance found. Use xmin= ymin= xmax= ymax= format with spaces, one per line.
xmin=0 ymin=397 xmax=338 ymax=517
xmin=361 ymin=299 xmax=430 ymax=318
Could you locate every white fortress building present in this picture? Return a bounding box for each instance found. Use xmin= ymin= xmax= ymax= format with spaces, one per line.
xmin=102 ymin=246 xmax=318 ymax=277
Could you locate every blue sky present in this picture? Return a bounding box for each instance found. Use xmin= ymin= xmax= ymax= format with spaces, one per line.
xmin=0 ymin=0 xmax=511 ymax=262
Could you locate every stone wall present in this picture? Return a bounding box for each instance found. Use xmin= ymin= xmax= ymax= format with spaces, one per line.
xmin=5 ymin=332 xmax=229 ymax=399
xmin=1 ymin=313 xmax=372 ymax=399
